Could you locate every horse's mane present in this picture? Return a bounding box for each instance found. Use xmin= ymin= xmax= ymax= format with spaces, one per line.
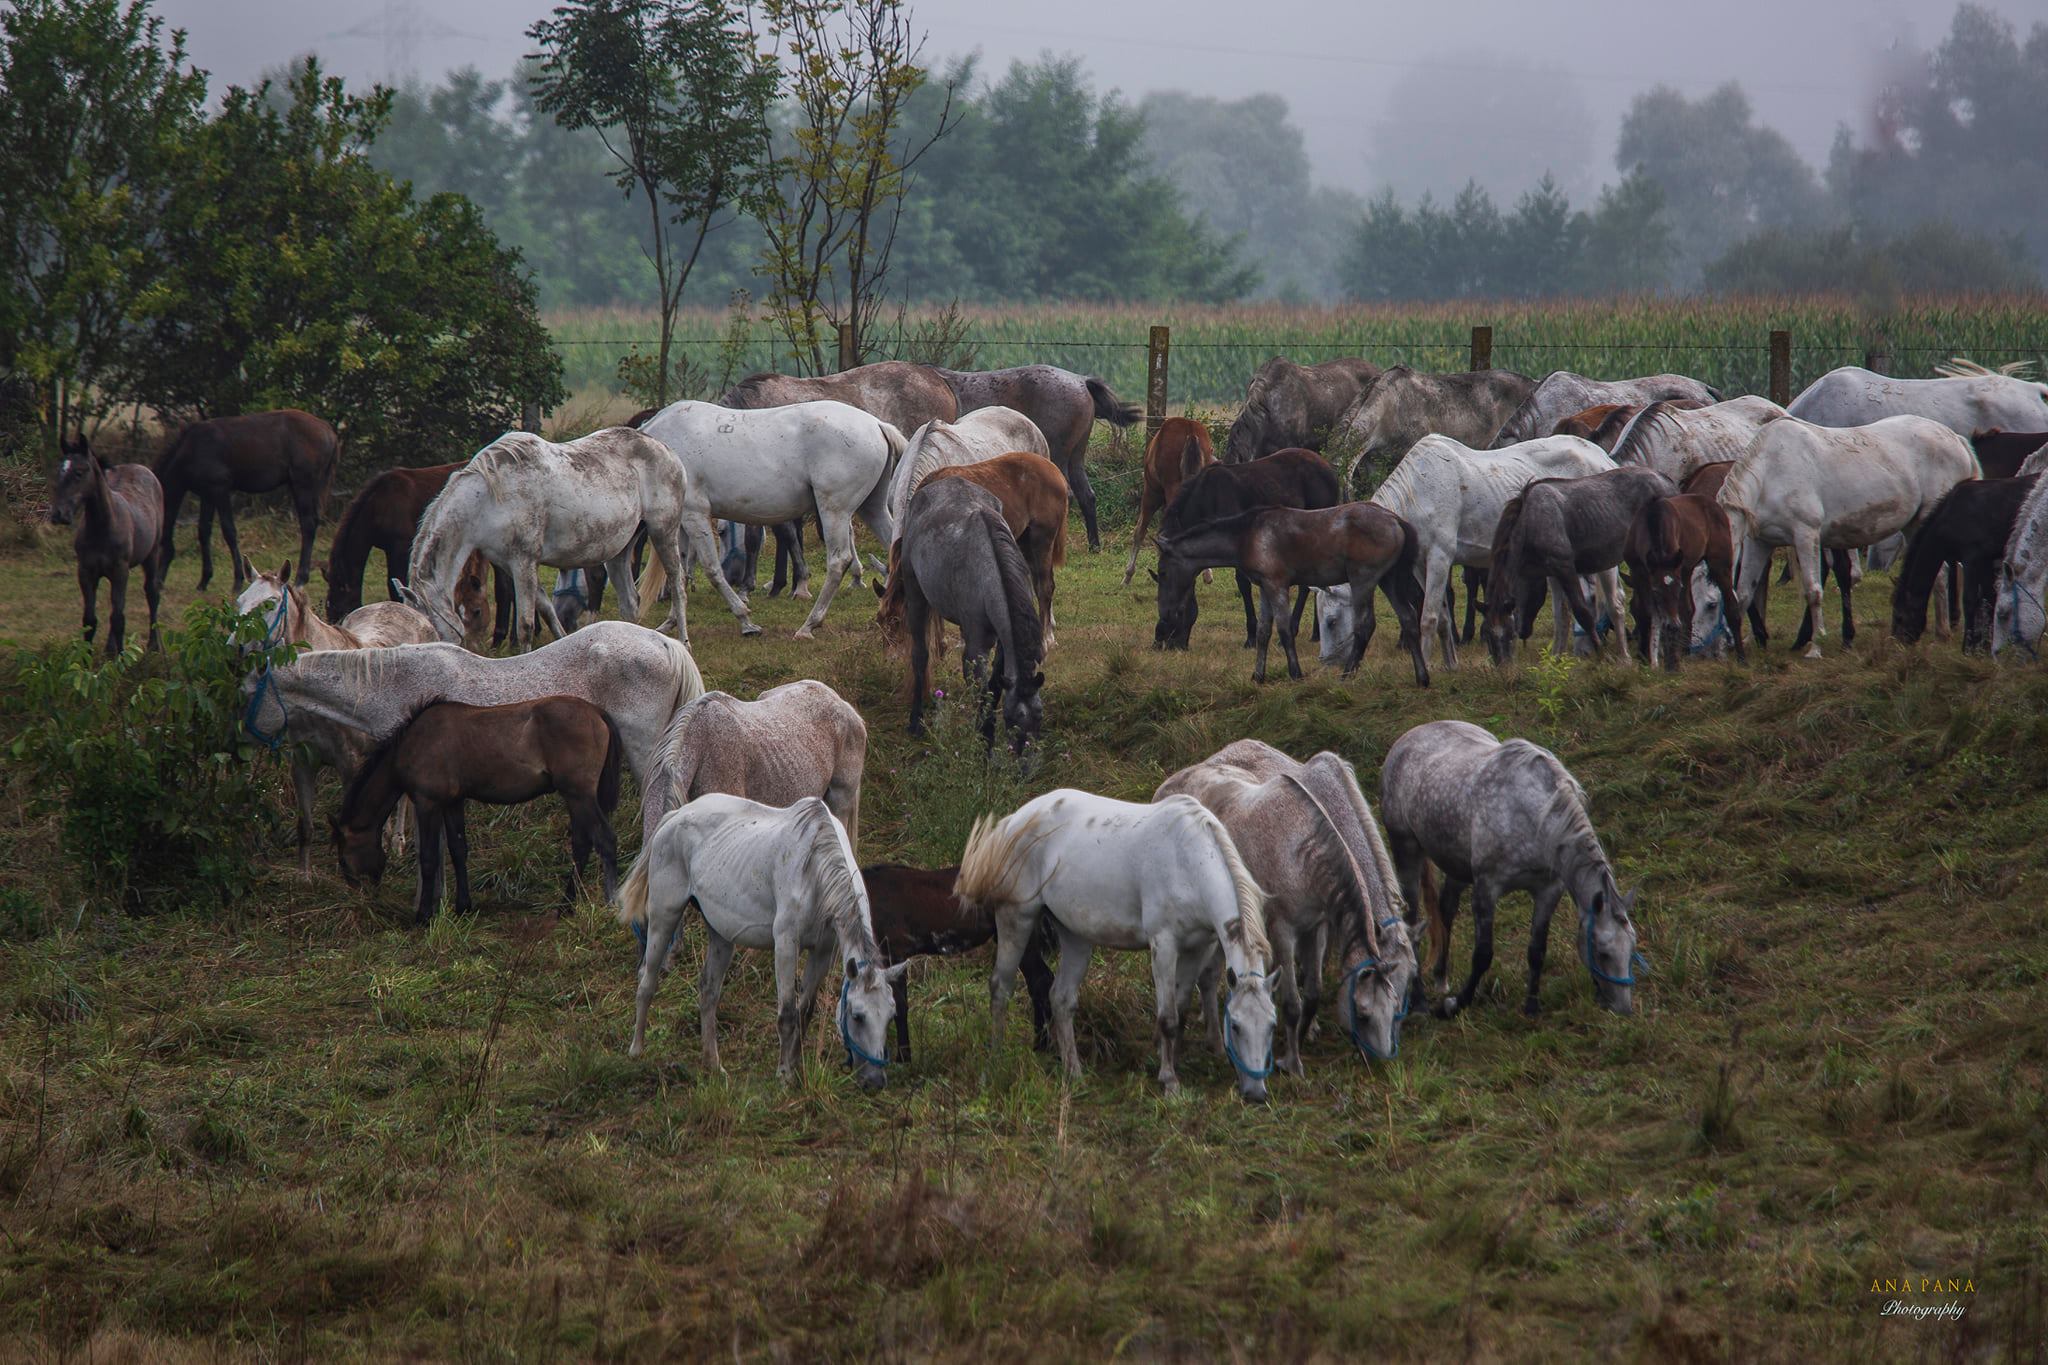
xmin=1486 ymin=493 xmax=1529 ymax=601
xmin=906 ymin=422 xmax=960 ymax=495
xmin=2006 ymin=469 xmax=2048 ymax=573
xmin=1494 ymin=371 xmax=1571 ymax=445
xmin=411 ymin=441 xmax=523 ymax=581
xmin=339 ymin=695 xmax=445 ymax=820
xmin=1278 ymin=771 xmax=1381 ymax=953
xmin=981 ymin=509 xmax=1045 ymax=670
xmin=1495 ymin=739 xmax=1605 ymax=867
xmin=1610 ymin=400 xmax=1678 ymax=468
xmin=796 ymin=798 xmax=876 ymax=960
xmin=1181 ymin=801 xmax=1270 ymax=961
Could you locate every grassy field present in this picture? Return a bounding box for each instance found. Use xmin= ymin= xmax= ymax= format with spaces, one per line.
xmin=3 ymin=440 xmax=2047 ymax=1361
xmin=547 ymin=295 xmax=2048 ymax=406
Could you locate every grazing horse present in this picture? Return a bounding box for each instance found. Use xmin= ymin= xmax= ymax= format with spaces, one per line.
xmin=1156 ymin=503 xmax=1430 ymax=685
xmin=879 ymin=451 xmax=1069 ymax=649
xmin=618 ymin=795 xmax=907 ymax=1089
xmin=639 ymin=681 xmax=866 ymax=851
xmin=638 ymin=399 xmax=906 ymax=639
xmin=1153 ymin=448 xmax=1341 ymax=650
xmin=1623 ymin=494 xmax=1743 ymax=669
xmin=246 ymin=620 xmax=704 ymax=784
xmin=401 ymin=428 xmax=689 ymax=649
xmin=861 ymin=863 xmax=1054 ymax=1063
xmin=155 ymin=409 xmax=338 ymax=592
xmin=896 ymin=478 xmax=1046 ymax=753
xmin=321 ymin=462 xmax=515 ymax=646
xmin=1125 ymin=416 xmax=1216 ymax=584
xmin=1993 ymin=475 xmax=2048 ymax=657
xmin=884 ymin=407 xmax=1050 ymax=533
xmin=1157 ymin=741 xmax=1417 ymax=1074
xmin=332 ymin=696 xmax=622 ymax=923
xmin=1482 ymin=465 xmax=1677 ymax=665
xmin=234 ymin=563 xmax=437 ymax=876
xmin=1353 ymin=434 xmax=1616 ymax=668
xmin=1226 ymin=356 xmax=1381 ymax=463
xmin=1970 ymin=430 xmax=2048 ymax=480
xmin=49 ymin=435 xmax=163 ymax=655
xmin=1788 ymin=361 xmax=2048 ymax=438
xmin=1720 ymin=415 xmax=1980 ymax=658
xmin=1550 ymin=403 xmax=1643 ymax=449
xmin=1893 ymin=475 xmax=2038 ymax=649
xmin=1609 ymin=396 xmax=1788 ymax=482
xmin=1335 ymin=365 xmax=1537 ymax=492
xmin=954 ymin=789 xmax=1279 ymax=1101
xmin=721 ymin=363 xmax=960 ymax=598
xmin=1490 ymin=372 xmax=1719 ymax=449
xmin=931 ymin=364 xmax=1142 ymax=552
xmin=1381 ymin=720 xmax=1639 ymax=1019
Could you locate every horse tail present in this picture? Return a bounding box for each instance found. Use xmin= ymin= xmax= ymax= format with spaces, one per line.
xmin=1085 ymin=377 xmax=1142 ymax=427
xmin=1048 ymin=488 xmax=1069 ymax=570
xmin=983 ymin=511 xmax=1043 ymax=673
xmin=879 ymin=420 xmax=909 ymax=484
xmin=597 ymin=712 xmax=624 ymax=814
xmin=636 ymin=543 xmax=670 ymax=609
xmin=615 ymin=843 xmax=653 ymax=930
xmin=1421 ymin=859 xmax=1448 ymax=977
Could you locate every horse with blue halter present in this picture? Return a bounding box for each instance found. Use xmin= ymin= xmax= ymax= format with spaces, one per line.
xmin=1158 ymin=740 xmax=1417 ymax=1074
xmin=617 ymin=795 xmax=906 ymax=1090
xmin=953 ymin=789 xmax=1278 ymax=1101
xmin=1380 ymin=720 xmax=1640 ymax=1020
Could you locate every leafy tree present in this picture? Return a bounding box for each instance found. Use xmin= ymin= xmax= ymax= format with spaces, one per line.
xmin=754 ymin=0 xmax=959 ymax=373
xmin=1499 ymin=175 xmax=1585 ymax=298
xmin=1575 ymin=170 xmax=1678 ymax=294
xmin=528 ymin=0 xmax=777 ymax=403
xmin=1616 ymin=83 xmax=1827 ymax=285
xmin=0 ymin=0 xmax=206 ymax=434
xmin=131 ymin=59 xmax=564 ymax=470
xmin=1704 ymin=222 xmax=2037 ymax=296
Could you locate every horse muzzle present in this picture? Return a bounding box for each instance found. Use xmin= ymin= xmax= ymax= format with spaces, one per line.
xmin=1237 ymin=1078 xmax=1270 ymax=1106
xmin=857 ymin=1064 xmax=887 ymax=1093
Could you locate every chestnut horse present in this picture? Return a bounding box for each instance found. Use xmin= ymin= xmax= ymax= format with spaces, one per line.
xmin=861 ymin=862 xmax=1053 ymax=1063
xmin=156 ymin=409 xmax=338 ymax=592
xmin=1553 ymin=400 xmax=1704 ymax=451
xmin=50 ymin=434 xmax=164 ymax=655
xmin=1124 ymin=416 xmax=1216 ymax=584
xmin=332 ymin=696 xmax=623 ymax=924
xmin=1623 ymin=494 xmax=1742 ymax=669
xmin=876 ymin=451 xmax=1069 ymax=649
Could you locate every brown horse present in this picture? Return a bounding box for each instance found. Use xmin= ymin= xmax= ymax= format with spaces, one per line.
xmin=1623 ymin=494 xmax=1743 ymax=669
xmin=1155 ymin=502 xmax=1431 ymax=686
xmin=1124 ymin=416 xmax=1216 ymax=584
xmin=155 ymin=409 xmax=339 ymax=592
xmin=862 ymin=862 xmax=1053 ymax=1063
xmin=876 ymin=451 xmax=1069 ymax=649
xmin=322 ymin=462 xmax=505 ymax=627
xmin=332 ymin=696 xmax=623 ymax=924
xmin=1970 ymin=429 xmax=2048 ymax=479
xmin=50 ymin=434 xmax=164 ymax=655
xmin=932 ymin=365 xmax=1142 ymax=552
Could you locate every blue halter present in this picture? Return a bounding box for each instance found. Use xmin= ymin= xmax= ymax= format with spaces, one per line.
xmin=1580 ymin=911 xmax=1649 ymax=988
xmin=1689 ymin=600 xmax=1732 ymax=657
xmin=1221 ymin=970 xmax=1274 ymax=1081
xmin=240 ymin=594 xmax=291 ymax=751
xmin=1341 ymin=915 xmax=1411 ymax=1060
xmin=554 ymin=567 xmax=589 ymax=610
xmin=838 ymin=962 xmax=891 ymax=1070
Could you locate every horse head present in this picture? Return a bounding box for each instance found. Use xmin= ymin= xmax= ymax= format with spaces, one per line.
xmin=1150 ymin=546 xmax=1200 ymax=650
xmin=1579 ymin=882 xmax=1639 ymax=1016
xmin=1342 ymin=915 xmax=1418 ymax=1063
xmin=329 ymin=811 xmax=387 ymax=887
xmin=1313 ymin=586 xmax=1356 ymax=665
xmin=838 ymin=956 xmax=909 ymax=1091
xmin=396 ymin=577 xmax=468 ymax=645
xmin=48 ymin=433 xmax=100 ymax=525
xmin=1002 ymin=668 xmax=1045 ymax=754
xmin=1220 ymin=964 xmax=1278 ymax=1105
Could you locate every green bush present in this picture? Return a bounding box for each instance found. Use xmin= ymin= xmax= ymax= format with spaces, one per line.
xmin=2 ymin=602 xmax=292 ymax=912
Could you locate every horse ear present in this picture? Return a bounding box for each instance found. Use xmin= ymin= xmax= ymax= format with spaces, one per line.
xmin=279 ymin=559 xmax=292 ymax=584
xmin=1180 ymin=442 xmax=1205 ymax=481
xmin=845 ymin=955 xmax=858 ymax=982
xmin=883 ymin=960 xmax=911 ymax=983
xmin=1225 ymin=966 xmax=1239 ymax=990
xmin=317 ymin=562 xmax=330 ymax=583
xmin=1147 ymin=568 xmax=1160 ymax=583
xmin=1029 ymin=671 xmax=1044 ymax=689
xmin=1620 ymin=889 xmax=1637 ymax=917
xmin=872 ymin=578 xmax=885 ymax=599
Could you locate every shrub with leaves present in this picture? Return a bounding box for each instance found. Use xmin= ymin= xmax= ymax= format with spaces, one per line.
xmin=2 ymin=602 xmax=291 ymax=912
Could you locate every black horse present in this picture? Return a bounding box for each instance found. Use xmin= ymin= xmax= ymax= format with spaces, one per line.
xmin=1891 ymin=475 xmax=2039 ymax=650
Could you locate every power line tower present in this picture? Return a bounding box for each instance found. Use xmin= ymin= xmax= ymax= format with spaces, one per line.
xmin=327 ymin=0 xmax=485 ymax=85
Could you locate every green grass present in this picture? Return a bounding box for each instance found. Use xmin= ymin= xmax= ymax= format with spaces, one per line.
xmin=3 ymin=444 xmax=2046 ymax=1360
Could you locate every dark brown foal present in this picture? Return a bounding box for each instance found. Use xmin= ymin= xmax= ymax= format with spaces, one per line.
xmin=332 ymin=696 xmax=622 ymax=924
xmin=1623 ymin=493 xmax=1743 ymax=670
xmin=50 ymin=435 xmax=164 ymax=655
xmin=862 ymin=863 xmax=1053 ymax=1063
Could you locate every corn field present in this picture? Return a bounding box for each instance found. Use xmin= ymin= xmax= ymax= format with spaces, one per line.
xmin=546 ymin=295 xmax=2048 ymax=409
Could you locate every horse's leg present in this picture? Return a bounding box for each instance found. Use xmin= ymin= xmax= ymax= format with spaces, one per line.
xmin=1271 ymin=924 xmax=1304 ymax=1077
xmin=591 ymin=804 xmax=619 ymax=902
xmin=603 ymin=549 xmax=639 ymax=627
xmin=785 ymin=520 xmax=812 ymax=600
xmin=1425 ymin=552 xmax=1458 ymax=670
xmin=680 ymin=511 xmax=759 ymax=635
xmin=193 ymin=499 xmax=214 ymax=589
xmin=794 ymin=511 xmax=857 ymax=640
xmin=1461 ymin=566 xmax=1479 ymax=644
xmin=491 ymin=565 xmax=513 ymax=649
xmin=891 ymin=969 xmax=913 ymax=1064
xmin=1123 ymin=484 xmax=1156 ymax=584
xmin=529 ymin=563 xmax=571 ymax=643
xmin=292 ymin=488 xmax=319 ymax=586
xmin=292 ymin=755 xmax=318 ymax=880
xmin=987 ymin=906 xmax=1042 ymax=1057
xmin=413 ymin=804 xmax=446 ymax=925
xmin=1021 ymin=933 xmax=1056 ymax=1053
xmin=696 ymin=927 xmax=735 ymax=1072
xmin=1596 ymin=567 xmax=1630 ymax=662
xmin=76 ymin=562 xmax=98 ymax=648
xmin=216 ymin=497 xmax=247 ymax=594
xmin=1834 ymin=546 xmax=1857 ymax=647
xmin=1792 ymin=530 xmax=1826 ymax=659
xmin=445 ymin=801 xmax=473 ymax=916
xmin=564 ymin=794 xmax=597 ymax=904
xmin=1252 ymin=581 xmax=1279 ymax=684
xmin=1069 ymin=451 xmax=1101 ymax=553
xmin=1442 ymin=879 xmax=1493 ymax=1018
xmin=1299 ymin=921 xmax=1328 ymax=1045
xmin=626 ymin=880 xmax=681 ymax=1060
xmin=1233 ymin=568 xmax=1257 ymax=649
xmin=1146 ymin=933 xmax=1184 ymax=1095
xmin=782 ymin=944 xmax=833 ymax=1083
xmin=1523 ymin=881 xmax=1564 ymax=1017
xmin=1277 ymin=582 xmax=1308 ymax=681
xmin=141 ymin=544 xmax=163 ymax=650
xmin=104 ymin=559 xmax=129 ymax=656
xmin=1434 ymin=877 xmax=1468 ymax=1004
xmin=907 ymin=590 xmax=932 ymax=737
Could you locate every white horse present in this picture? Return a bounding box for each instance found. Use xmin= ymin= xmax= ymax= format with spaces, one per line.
xmin=953 ymin=789 xmax=1278 ymax=1101
xmin=640 ymin=681 xmax=866 ymax=849
xmin=244 ymin=620 xmax=703 ymax=784
xmin=1157 ymin=740 xmax=1417 ymax=1074
xmin=884 ymin=406 xmax=1049 ymax=531
xmin=1360 ymin=433 xmax=1616 ymax=668
xmin=1608 ymin=396 xmax=1788 ymax=482
xmin=400 ymin=428 xmax=690 ymax=649
xmin=1719 ymin=415 xmax=1980 ymax=658
xmin=233 ymin=565 xmax=437 ymax=876
xmin=1491 ymin=371 xmax=1720 ymax=447
xmin=1788 ymin=362 xmax=2048 ymax=438
xmin=638 ymin=399 xmax=907 ymax=639
xmin=1992 ymin=473 xmax=2048 ymax=658
xmin=616 ymin=794 xmax=907 ymax=1089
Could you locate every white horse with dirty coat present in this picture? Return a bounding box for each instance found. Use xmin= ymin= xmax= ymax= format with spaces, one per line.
xmin=1719 ymin=415 xmax=1980 ymax=658
xmin=1788 ymin=362 xmax=2048 ymax=438
xmin=952 ymin=789 xmax=1278 ymax=1101
xmin=884 ymin=405 xmax=1049 ymax=530
xmin=638 ymin=399 xmax=907 ymax=639
xmin=1608 ymin=396 xmax=1788 ymax=482
xmin=617 ymin=795 xmax=905 ymax=1089
xmin=1992 ymin=474 xmax=2048 ymax=658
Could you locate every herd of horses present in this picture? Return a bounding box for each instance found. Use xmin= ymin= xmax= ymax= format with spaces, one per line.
xmin=38 ymin=348 xmax=2048 ymax=1097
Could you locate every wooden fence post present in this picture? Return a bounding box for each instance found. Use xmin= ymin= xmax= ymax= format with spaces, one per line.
xmin=1864 ymin=341 xmax=1890 ymax=376
xmin=837 ymin=321 xmax=857 ymax=373
xmin=1146 ymin=325 xmax=1170 ymax=437
xmin=1470 ymin=324 xmax=1492 ymax=371
xmin=522 ymin=400 xmax=541 ymax=434
xmin=1769 ymin=330 xmax=1791 ymax=407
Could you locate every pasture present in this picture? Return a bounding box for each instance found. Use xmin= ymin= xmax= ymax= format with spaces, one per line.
xmin=2 ymin=438 xmax=2046 ymax=1361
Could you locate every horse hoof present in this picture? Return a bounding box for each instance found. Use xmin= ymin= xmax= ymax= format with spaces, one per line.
xmin=1435 ymin=995 xmax=1460 ymax=1019
xmin=1803 ymin=645 xmax=1823 ymax=660
xmin=1522 ymin=999 xmax=1542 ymax=1018
xmin=793 ymin=587 xmax=814 ymax=602
xmin=739 ymin=622 xmax=762 ymax=637
xmin=792 ymin=626 xmax=815 ymax=641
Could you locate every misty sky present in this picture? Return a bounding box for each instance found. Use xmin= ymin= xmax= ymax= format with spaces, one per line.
xmin=151 ymin=0 xmax=2023 ymax=197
